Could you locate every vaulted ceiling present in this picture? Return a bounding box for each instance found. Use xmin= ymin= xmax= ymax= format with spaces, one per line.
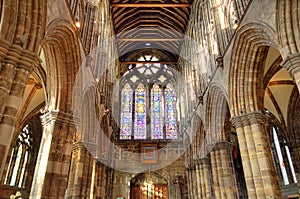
xmin=110 ymin=0 xmax=193 ymax=62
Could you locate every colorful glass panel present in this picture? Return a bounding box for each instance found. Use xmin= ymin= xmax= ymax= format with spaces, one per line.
xmin=120 ymin=84 xmax=133 ymax=140
xmin=151 ymin=84 xmax=164 ymax=139
xmin=134 ymin=84 xmax=147 ymax=139
xmin=165 ymin=84 xmax=178 ymax=139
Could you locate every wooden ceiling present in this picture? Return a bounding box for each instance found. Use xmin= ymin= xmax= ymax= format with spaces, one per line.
xmin=110 ymin=0 xmax=193 ymax=62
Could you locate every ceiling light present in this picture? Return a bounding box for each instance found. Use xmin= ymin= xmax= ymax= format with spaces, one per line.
xmin=75 ymin=20 xmax=81 ymax=28
xmin=145 ymin=43 xmax=151 ymax=46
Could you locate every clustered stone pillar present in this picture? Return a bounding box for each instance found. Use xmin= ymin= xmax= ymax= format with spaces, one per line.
xmin=185 ymin=166 xmax=195 ymax=199
xmin=195 ymin=157 xmax=212 ymax=199
xmin=231 ymin=111 xmax=281 ymax=198
xmin=30 ymin=111 xmax=75 ymax=199
xmin=210 ymin=141 xmax=238 ymax=199
xmin=66 ymin=142 xmax=112 ymax=199
xmin=0 ymin=44 xmax=39 ymax=178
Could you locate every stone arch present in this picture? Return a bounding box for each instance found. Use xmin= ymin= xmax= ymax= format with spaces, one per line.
xmin=191 ymin=115 xmax=206 ymax=159
xmin=42 ymin=19 xmax=82 ymax=112
xmin=229 ymin=21 xmax=280 ymax=117
xmin=287 ymin=87 xmax=300 ymax=142
xmin=0 ymin=0 xmax=47 ymax=52
xmin=277 ymin=0 xmax=300 ymax=57
xmin=205 ymin=84 xmax=230 ymax=146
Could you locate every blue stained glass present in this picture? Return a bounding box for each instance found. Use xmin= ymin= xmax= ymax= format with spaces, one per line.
xmin=134 ymin=84 xmax=147 ymax=139
xmin=151 ymin=84 xmax=164 ymax=139
xmin=165 ymin=84 xmax=178 ymax=139
xmin=120 ymin=84 xmax=133 ymax=140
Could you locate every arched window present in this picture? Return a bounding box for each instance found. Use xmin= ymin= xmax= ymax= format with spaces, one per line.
xmin=269 ymin=125 xmax=297 ymax=185
xmin=4 ymin=125 xmax=33 ymax=188
xmin=119 ymin=55 xmax=178 ymax=141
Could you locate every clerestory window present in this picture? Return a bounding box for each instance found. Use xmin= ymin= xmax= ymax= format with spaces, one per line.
xmin=119 ymin=55 xmax=179 ymax=141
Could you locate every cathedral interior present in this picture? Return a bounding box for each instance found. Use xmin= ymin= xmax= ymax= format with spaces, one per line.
xmin=0 ymin=0 xmax=300 ymax=198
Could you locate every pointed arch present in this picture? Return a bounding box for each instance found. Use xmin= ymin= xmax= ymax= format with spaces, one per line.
xmin=229 ymin=21 xmax=280 ymax=116
xmin=0 ymin=0 xmax=47 ymax=52
xmin=277 ymin=0 xmax=300 ymax=56
xmin=42 ymin=19 xmax=82 ymax=112
xmin=205 ymin=84 xmax=230 ymax=146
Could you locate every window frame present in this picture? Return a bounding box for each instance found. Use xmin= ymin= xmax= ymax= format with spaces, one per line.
xmin=118 ymin=57 xmax=180 ymax=141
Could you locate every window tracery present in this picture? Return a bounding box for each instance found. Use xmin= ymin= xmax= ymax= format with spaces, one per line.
xmin=5 ymin=125 xmax=33 ymax=188
xmin=119 ymin=55 xmax=178 ymax=141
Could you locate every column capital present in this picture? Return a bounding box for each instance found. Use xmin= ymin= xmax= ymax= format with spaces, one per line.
xmin=231 ymin=111 xmax=268 ymax=128
xmin=281 ymin=53 xmax=300 ymax=76
xmin=40 ymin=110 xmax=77 ymax=127
xmin=0 ymin=38 xmax=41 ymax=72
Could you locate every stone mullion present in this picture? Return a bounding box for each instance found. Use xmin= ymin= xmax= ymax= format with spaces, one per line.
xmin=5 ymin=147 xmax=18 ymax=184
xmin=195 ymin=160 xmax=203 ymax=199
xmin=280 ymin=142 xmax=294 ymax=184
xmin=14 ymin=145 xmax=26 ymax=187
xmin=250 ymin=121 xmax=281 ymax=197
xmin=231 ymin=117 xmax=257 ymax=198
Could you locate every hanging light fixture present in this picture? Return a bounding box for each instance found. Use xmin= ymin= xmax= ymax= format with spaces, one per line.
xmin=75 ymin=19 xmax=81 ymax=29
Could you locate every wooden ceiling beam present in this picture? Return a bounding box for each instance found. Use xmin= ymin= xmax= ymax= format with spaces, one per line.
xmin=111 ymin=3 xmax=191 ymax=8
xmin=116 ymin=38 xmax=183 ymax=42
xmin=120 ymin=61 xmax=176 ymax=64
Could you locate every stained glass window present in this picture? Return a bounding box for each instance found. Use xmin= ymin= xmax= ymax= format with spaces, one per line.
xmin=165 ymin=84 xmax=178 ymax=139
xmin=134 ymin=84 xmax=147 ymax=139
xmin=119 ymin=55 xmax=179 ymax=141
xmin=151 ymin=84 xmax=164 ymax=139
xmin=120 ymin=84 xmax=133 ymax=140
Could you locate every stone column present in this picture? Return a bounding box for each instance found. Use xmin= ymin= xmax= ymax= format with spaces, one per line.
xmin=231 ymin=111 xmax=281 ymax=198
xmin=185 ymin=168 xmax=192 ymax=199
xmin=0 ymin=44 xmax=39 ymax=178
xmin=186 ymin=167 xmax=195 ymax=199
xmin=29 ymin=111 xmax=75 ymax=199
xmin=66 ymin=142 xmax=112 ymax=199
xmin=194 ymin=157 xmax=212 ymax=199
xmin=281 ymin=53 xmax=300 ymax=93
xmin=195 ymin=160 xmax=203 ymax=199
xmin=209 ymin=141 xmax=238 ymax=199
